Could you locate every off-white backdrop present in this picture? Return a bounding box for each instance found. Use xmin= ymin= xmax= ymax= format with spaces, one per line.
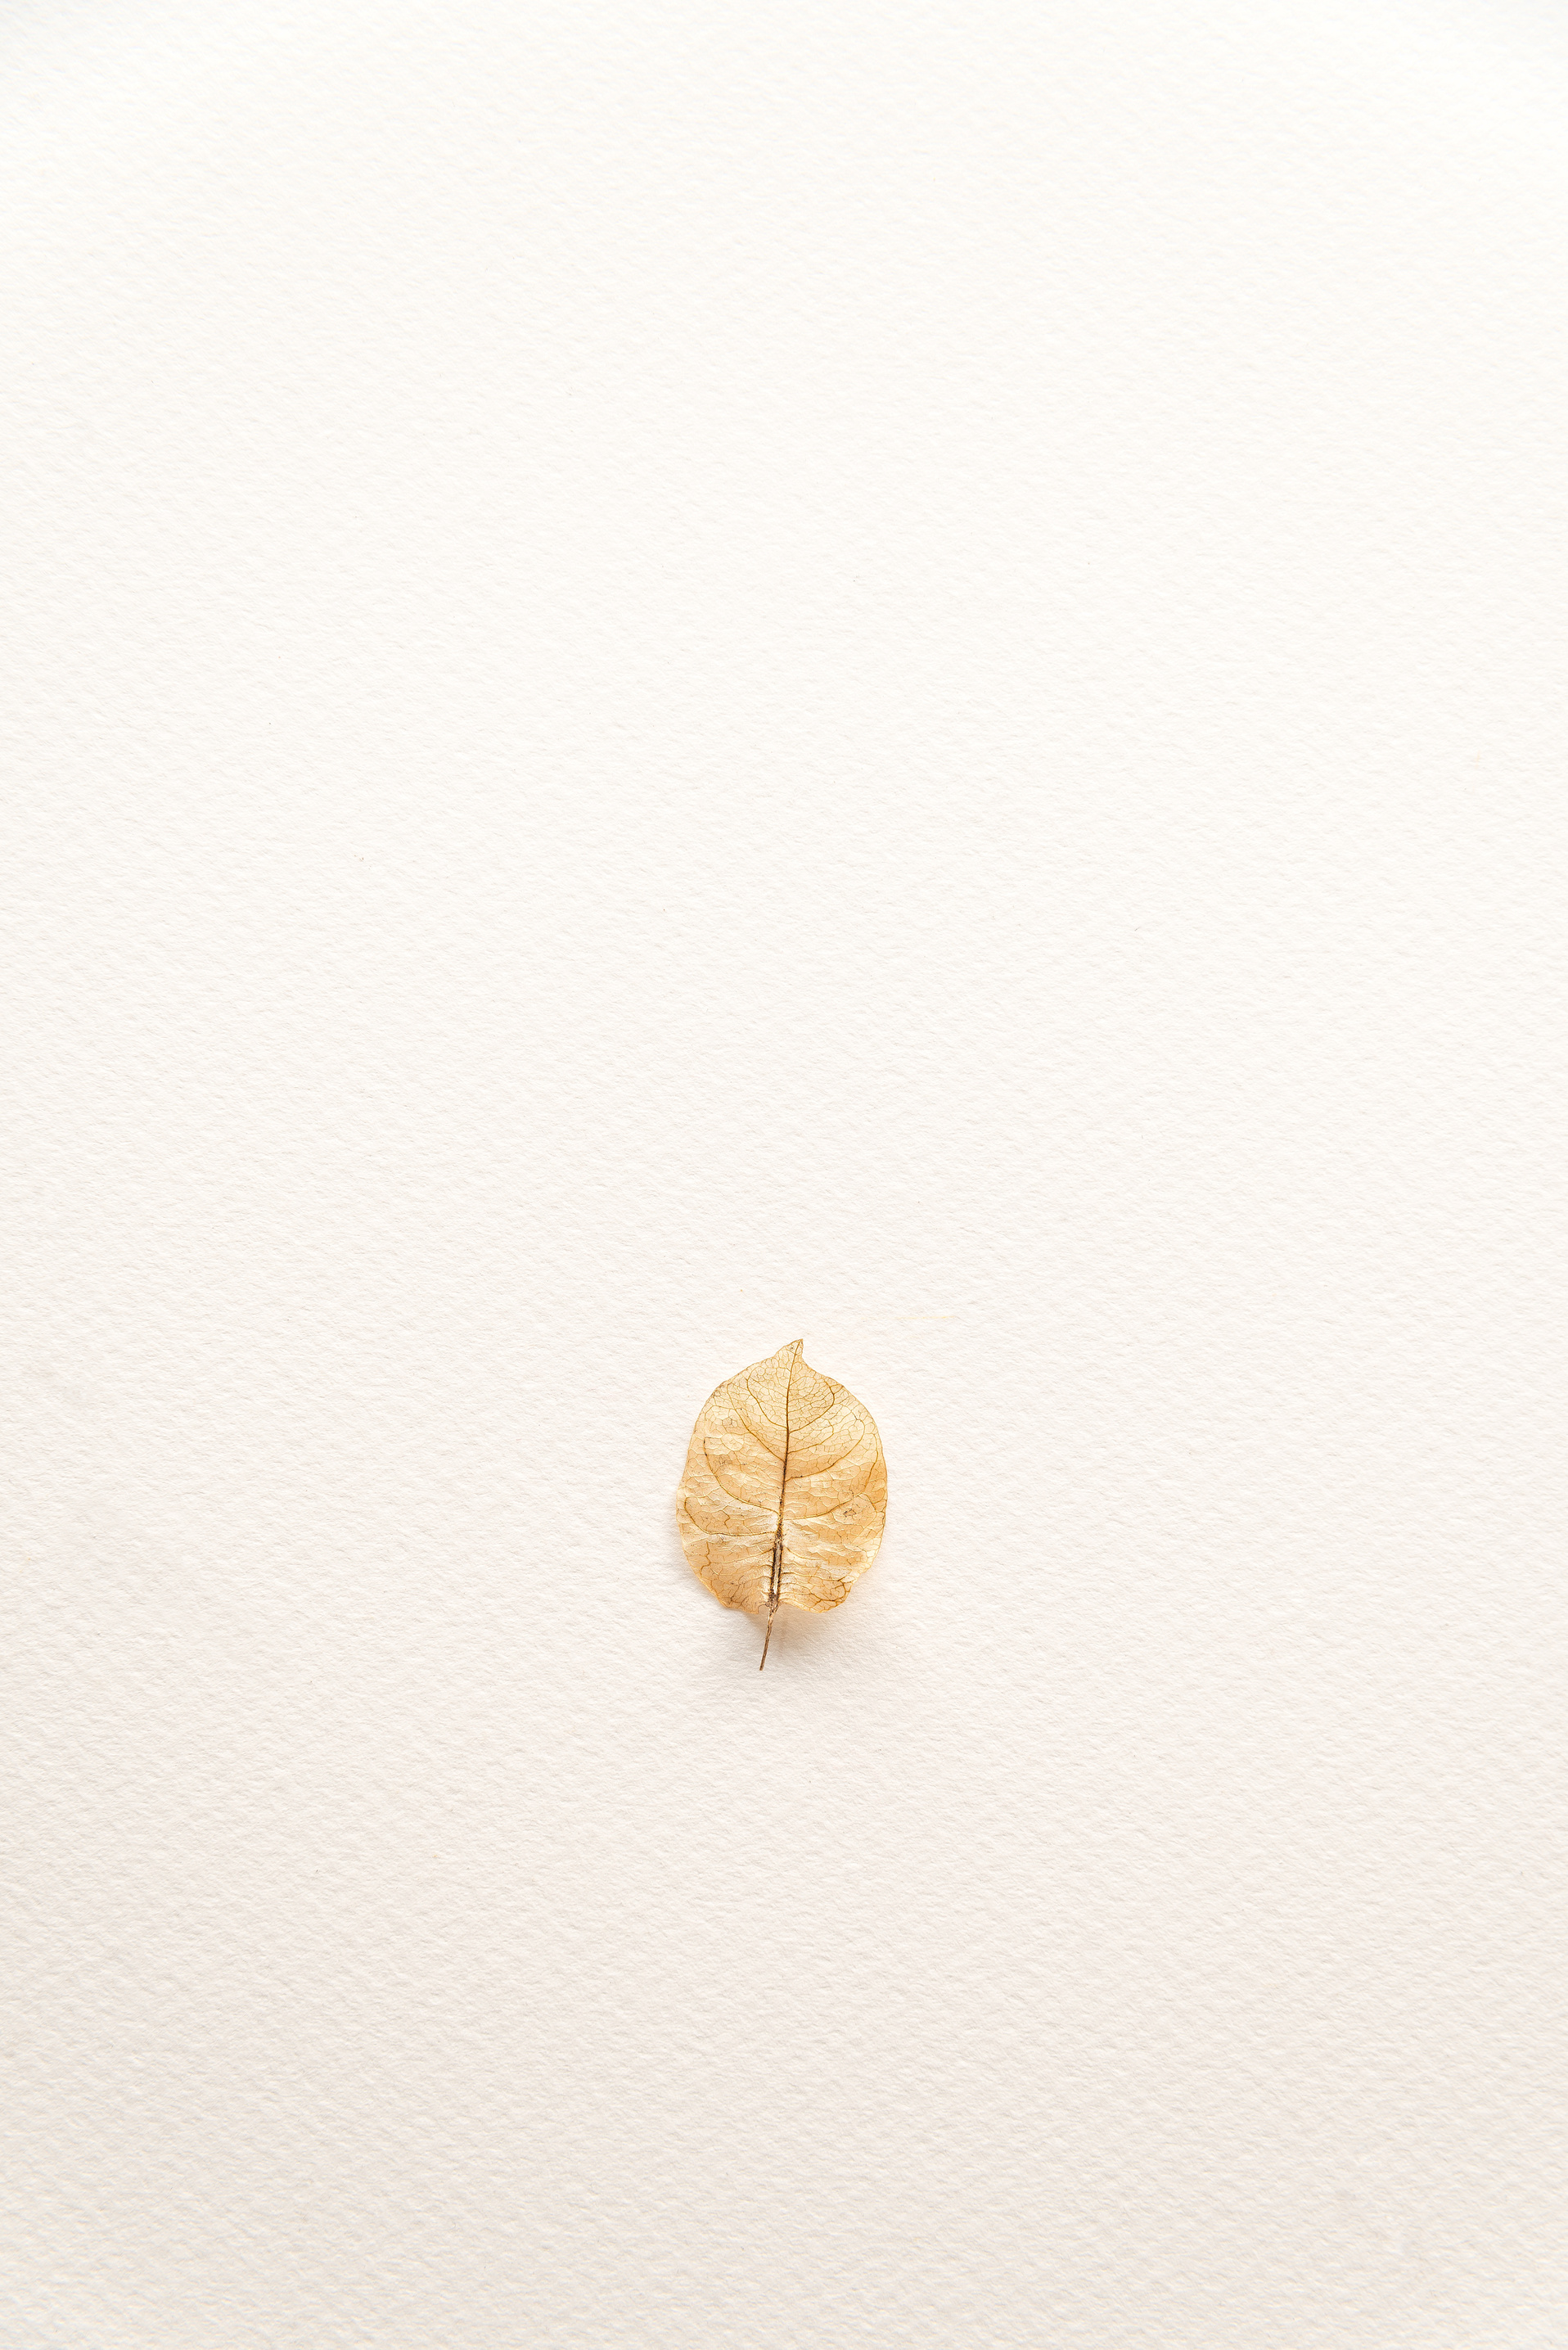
xmin=2 ymin=3 xmax=1566 ymax=2345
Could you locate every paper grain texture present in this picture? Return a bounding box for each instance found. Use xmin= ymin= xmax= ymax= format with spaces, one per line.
xmin=2 ymin=2 xmax=1565 ymax=2345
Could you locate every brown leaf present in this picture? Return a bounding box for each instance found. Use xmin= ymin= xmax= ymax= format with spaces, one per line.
xmin=676 ymin=1340 xmax=887 ymax=1667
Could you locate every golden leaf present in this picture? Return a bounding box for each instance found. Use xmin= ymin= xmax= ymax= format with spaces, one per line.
xmin=676 ymin=1340 xmax=887 ymax=1668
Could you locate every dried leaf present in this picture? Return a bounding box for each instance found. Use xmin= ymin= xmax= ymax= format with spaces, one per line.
xmin=676 ymin=1340 xmax=887 ymax=1668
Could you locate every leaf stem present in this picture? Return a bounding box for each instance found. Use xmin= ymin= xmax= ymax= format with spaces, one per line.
xmin=760 ymin=1531 xmax=783 ymax=1668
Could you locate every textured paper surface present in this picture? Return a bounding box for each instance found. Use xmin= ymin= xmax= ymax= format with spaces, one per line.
xmin=2 ymin=3 xmax=1566 ymax=2345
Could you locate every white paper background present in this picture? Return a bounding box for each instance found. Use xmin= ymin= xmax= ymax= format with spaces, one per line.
xmin=3 ymin=3 xmax=1566 ymax=2344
